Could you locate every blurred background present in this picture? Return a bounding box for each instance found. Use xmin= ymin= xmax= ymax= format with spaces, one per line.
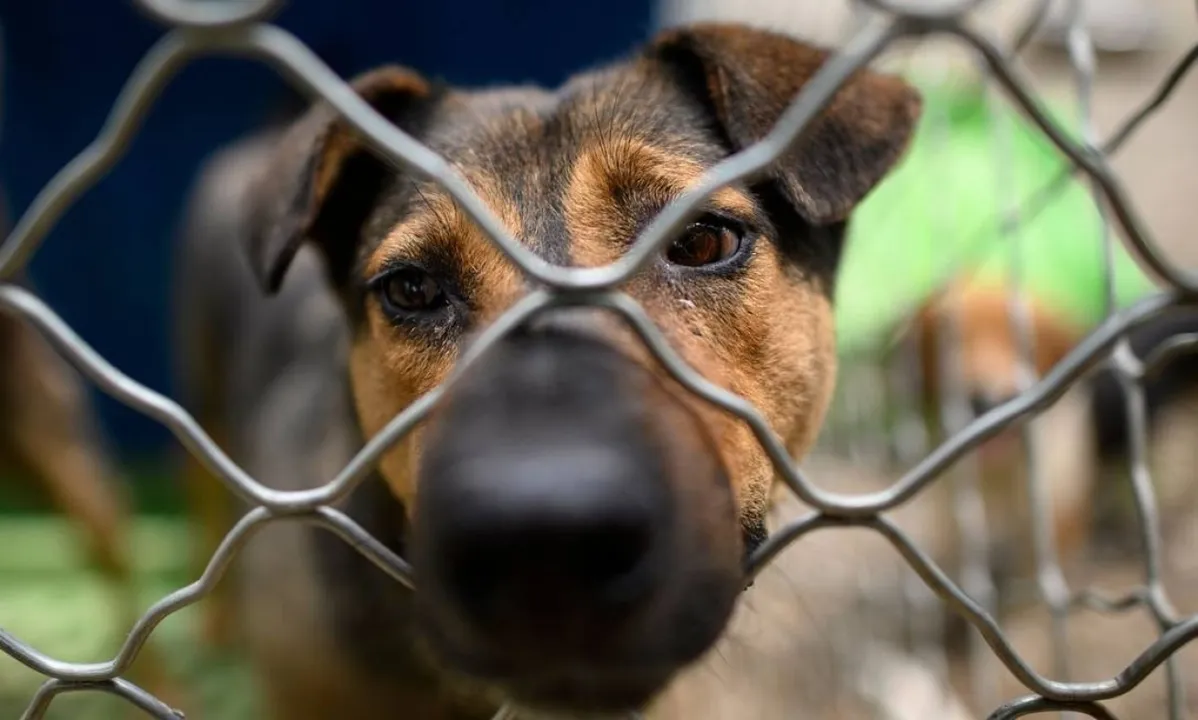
xmin=2 ymin=0 xmax=1198 ymax=718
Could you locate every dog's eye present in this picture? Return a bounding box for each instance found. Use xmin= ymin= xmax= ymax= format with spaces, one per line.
xmin=375 ymin=267 xmax=448 ymax=315
xmin=666 ymin=218 xmax=744 ymax=268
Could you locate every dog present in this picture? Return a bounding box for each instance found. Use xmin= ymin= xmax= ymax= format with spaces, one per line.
xmin=173 ymin=23 xmax=921 ymax=719
xmin=911 ymin=280 xmax=1094 ymax=594
xmin=910 ymin=277 xmax=1198 ymax=614
xmin=0 ymin=199 xmax=178 ymax=704
xmin=0 ymin=288 xmax=135 ymax=605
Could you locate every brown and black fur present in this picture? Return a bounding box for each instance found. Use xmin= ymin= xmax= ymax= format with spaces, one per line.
xmin=911 ymin=280 xmax=1094 ymax=583
xmin=911 ymin=279 xmax=1198 ymax=616
xmin=174 ymin=24 xmax=921 ymax=719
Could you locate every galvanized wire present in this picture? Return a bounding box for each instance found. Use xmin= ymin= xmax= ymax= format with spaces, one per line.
xmin=0 ymin=0 xmax=1197 ymax=718
xmin=1063 ymin=0 xmax=1186 ymax=716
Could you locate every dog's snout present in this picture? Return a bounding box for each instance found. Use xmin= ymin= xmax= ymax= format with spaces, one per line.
xmin=414 ymin=329 xmax=678 ymax=646
xmin=435 ymin=446 xmax=668 ymax=638
xmin=412 ymin=325 xmax=741 ymax=711
xmin=969 ymin=391 xmax=1004 ymax=418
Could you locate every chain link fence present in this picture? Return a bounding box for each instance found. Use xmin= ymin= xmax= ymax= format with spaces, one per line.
xmin=1 ymin=0 xmax=1197 ymax=718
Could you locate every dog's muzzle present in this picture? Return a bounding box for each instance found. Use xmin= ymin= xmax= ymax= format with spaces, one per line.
xmin=410 ymin=321 xmax=743 ymax=713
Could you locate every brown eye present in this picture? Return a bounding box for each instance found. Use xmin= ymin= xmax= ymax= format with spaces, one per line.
xmin=666 ymin=220 xmax=744 ymax=268
xmin=377 ymin=267 xmax=448 ymax=315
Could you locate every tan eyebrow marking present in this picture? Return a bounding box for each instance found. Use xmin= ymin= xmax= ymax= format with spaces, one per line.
xmin=565 ymin=136 xmax=757 ymax=268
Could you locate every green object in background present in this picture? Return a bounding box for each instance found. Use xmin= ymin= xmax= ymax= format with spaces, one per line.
xmin=834 ymin=77 xmax=1161 ymax=356
xmin=0 ymin=518 xmax=261 ymax=720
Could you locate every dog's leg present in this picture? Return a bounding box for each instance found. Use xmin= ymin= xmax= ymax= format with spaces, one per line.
xmin=1147 ymin=387 xmax=1198 ymax=534
xmin=3 ymin=315 xmax=135 ymax=608
xmin=1037 ymin=385 xmax=1098 ymax=574
xmin=9 ymin=408 xmax=133 ymax=602
xmin=1 ymin=315 xmax=188 ymax=711
xmin=7 ymin=418 xmax=187 ymax=710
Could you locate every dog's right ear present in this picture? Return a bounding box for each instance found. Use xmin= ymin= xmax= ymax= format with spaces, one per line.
xmin=245 ymin=66 xmax=437 ymax=294
xmin=646 ymin=24 xmax=921 ymax=227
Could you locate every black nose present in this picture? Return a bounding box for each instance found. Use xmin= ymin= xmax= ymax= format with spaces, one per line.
xmin=969 ymin=391 xmax=1001 ymax=418
xmin=414 ymin=327 xmax=676 ymax=656
xmin=432 ymin=445 xmax=667 ymax=639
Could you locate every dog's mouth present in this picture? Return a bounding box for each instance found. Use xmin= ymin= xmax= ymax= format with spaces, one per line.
xmin=409 ymin=326 xmax=745 ymax=716
xmin=427 ymin=635 xmax=671 ymax=716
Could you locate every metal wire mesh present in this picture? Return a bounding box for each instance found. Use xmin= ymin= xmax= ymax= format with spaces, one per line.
xmin=1 ymin=0 xmax=1197 ymax=718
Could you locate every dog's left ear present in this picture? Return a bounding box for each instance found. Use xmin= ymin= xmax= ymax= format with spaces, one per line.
xmin=245 ymin=66 xmax=438 ymax=294
xmin=647 ymin=24 xmax=922 ymax=225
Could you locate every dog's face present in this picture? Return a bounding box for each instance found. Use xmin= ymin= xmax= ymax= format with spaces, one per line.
xmin=247 ymin=24 xmax=920 ymax=715
xmin=914 ymin=281 xmax=1084 ymax=481
xmin=912 ymin=282 xmax=1095 ymax=585
xmin=915 ymin=282 xmax=1081 ymax=423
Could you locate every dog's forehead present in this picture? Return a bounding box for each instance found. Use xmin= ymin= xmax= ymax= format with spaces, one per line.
xmin=424 ymin=65 xmax=723 ymax=177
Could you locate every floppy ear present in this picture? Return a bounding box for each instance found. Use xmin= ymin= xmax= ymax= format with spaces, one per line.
xmin=647 ymin=24 xmax=922 ymax=225
xmin=245 ymin=66 xmax=437 ymax=294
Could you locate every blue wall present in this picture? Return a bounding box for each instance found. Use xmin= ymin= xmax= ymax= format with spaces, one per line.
xmin=0 ymin=0 xmax=655 ymax=464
